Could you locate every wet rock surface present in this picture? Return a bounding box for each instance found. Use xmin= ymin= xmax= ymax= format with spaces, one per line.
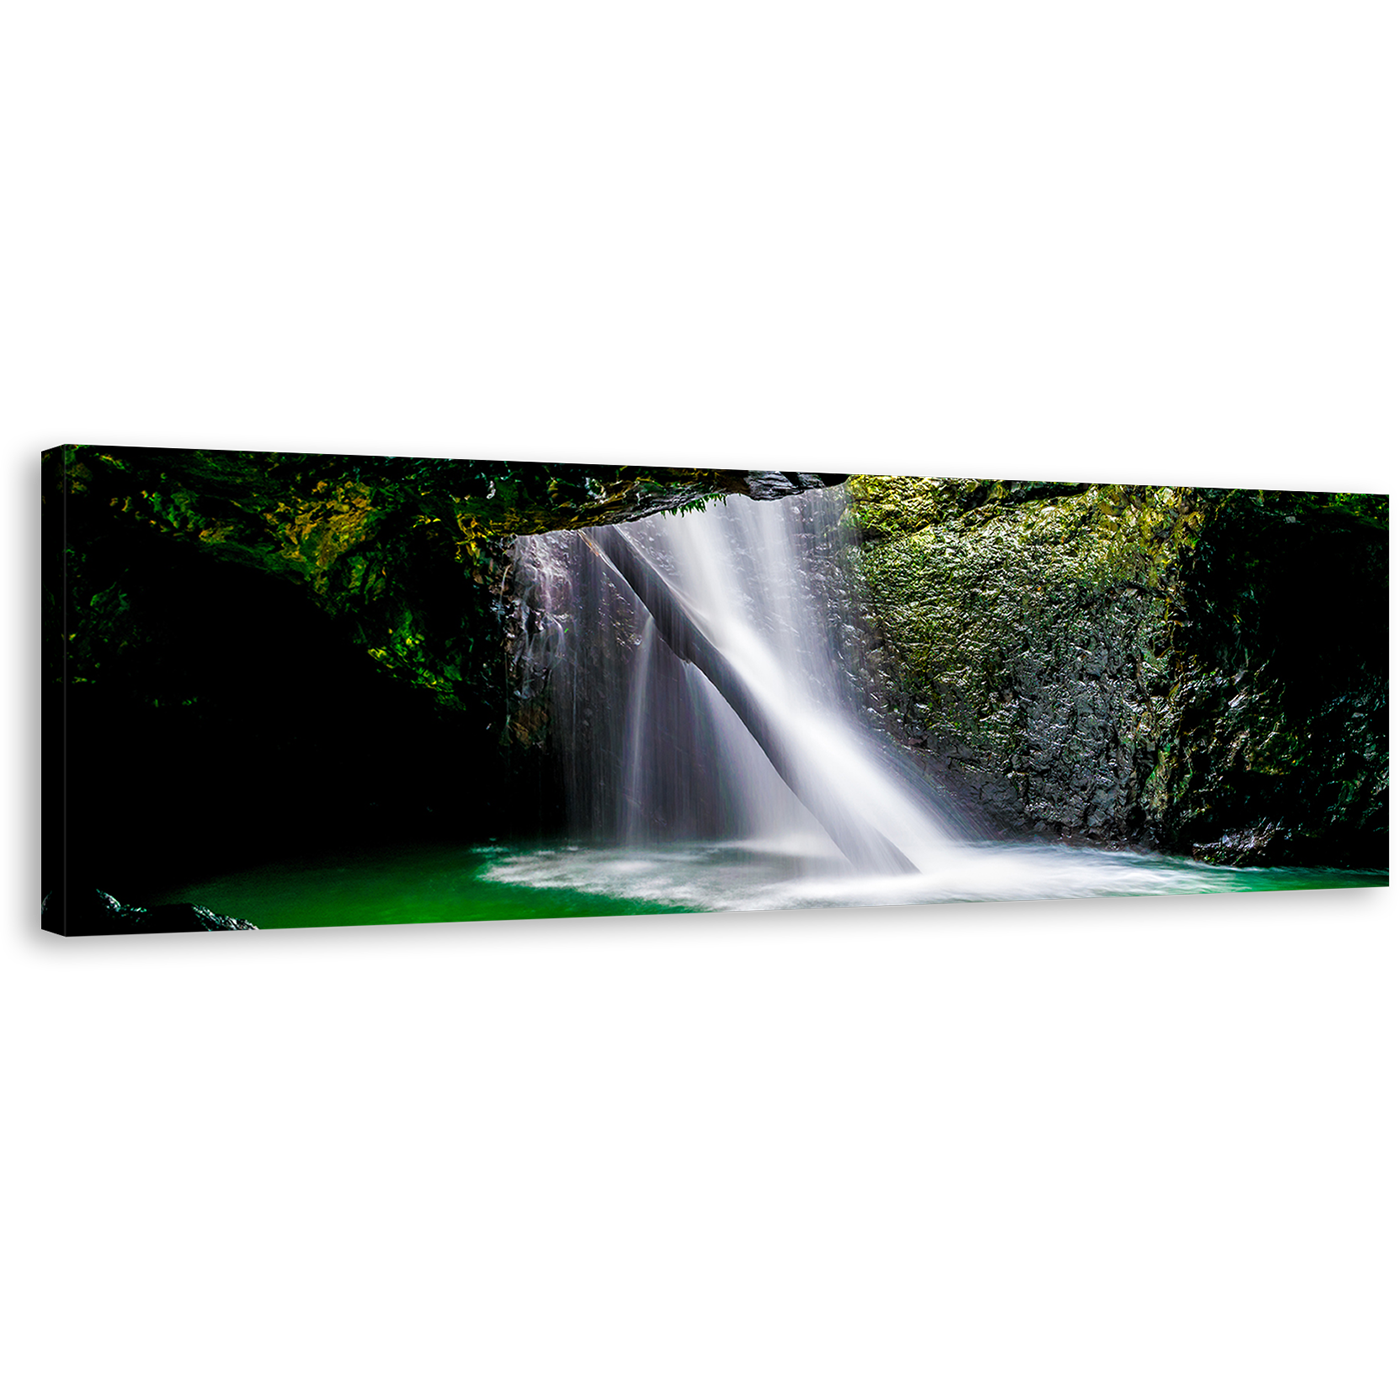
xmin=845 ymin=478 xmax=1388 ymax=866
xmin=1156 ymin=494 xmax=1388 ymax=867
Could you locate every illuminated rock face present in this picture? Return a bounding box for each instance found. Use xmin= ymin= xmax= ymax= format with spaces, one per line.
xmin=845 ymin=478 xmax=1388 ymax=867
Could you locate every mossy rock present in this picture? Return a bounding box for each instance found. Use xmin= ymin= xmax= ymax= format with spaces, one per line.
xmin=846 ymin=476 xmax=1387 ymax=865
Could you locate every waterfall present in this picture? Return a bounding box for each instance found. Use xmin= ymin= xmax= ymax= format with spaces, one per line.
xmin=510 ymin=486 xmax=956 ymax=872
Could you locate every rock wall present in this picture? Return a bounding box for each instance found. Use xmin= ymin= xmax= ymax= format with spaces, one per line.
xmin=846 ymin=477 xmax=1388 ymax=867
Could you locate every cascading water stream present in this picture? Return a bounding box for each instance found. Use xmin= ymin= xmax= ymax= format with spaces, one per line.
xmin=509 ymin=486 xmax=959 ymax=875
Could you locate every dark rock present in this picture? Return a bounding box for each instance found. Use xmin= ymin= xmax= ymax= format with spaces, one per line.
xmin=43 ymin=887 xmax=258 ymax=936
xmin=742 ymin=471 xmax=849 ymax=501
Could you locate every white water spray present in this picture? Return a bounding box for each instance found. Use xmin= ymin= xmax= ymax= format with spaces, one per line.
xmin=511 ymin=486 xmax=959 ymax=872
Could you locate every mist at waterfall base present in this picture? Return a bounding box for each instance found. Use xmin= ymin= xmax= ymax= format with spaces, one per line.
xmin=511 ymin=488 xmax=959 ymax=874
xmin=159 ymin=490 xmax=1382 ymax=930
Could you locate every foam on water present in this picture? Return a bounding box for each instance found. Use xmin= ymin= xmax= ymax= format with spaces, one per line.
xmin=479 ymin=838 xmax=1378 ymax=913
xmin=152 ymin=834 xmax=1383 ymax=932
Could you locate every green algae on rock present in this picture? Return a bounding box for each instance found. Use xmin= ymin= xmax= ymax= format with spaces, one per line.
xmin=844 ymin=476 xmax=1387 ymax=867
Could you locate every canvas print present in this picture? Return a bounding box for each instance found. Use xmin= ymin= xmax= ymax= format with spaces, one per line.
xmin=42 ymin=445 xmax=1388 ymax=935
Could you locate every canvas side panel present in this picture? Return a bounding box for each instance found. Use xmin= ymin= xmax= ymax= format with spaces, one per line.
xmin=40 ymin=446 xmax=71 ymax=933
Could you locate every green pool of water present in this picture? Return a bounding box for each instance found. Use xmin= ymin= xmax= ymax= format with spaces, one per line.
xmin=156 ymin=845 xmax=692 ymax=930
xmin=155 ymin=839 xmax=1388 ymax=933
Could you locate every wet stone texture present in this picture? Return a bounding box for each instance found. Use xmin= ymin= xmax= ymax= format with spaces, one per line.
xmin=1157 ymin=495 xmax=1388 ymax=868
xmin=845 ymin=477 xmax=1388 ymax=867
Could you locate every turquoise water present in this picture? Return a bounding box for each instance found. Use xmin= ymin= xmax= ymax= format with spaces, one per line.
xmin=156 ymin=839 xmax=1387 ymax=932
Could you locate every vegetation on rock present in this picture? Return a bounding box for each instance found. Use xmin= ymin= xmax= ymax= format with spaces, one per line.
xmin=844 ymin=476 xmax=1387 ymax=866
